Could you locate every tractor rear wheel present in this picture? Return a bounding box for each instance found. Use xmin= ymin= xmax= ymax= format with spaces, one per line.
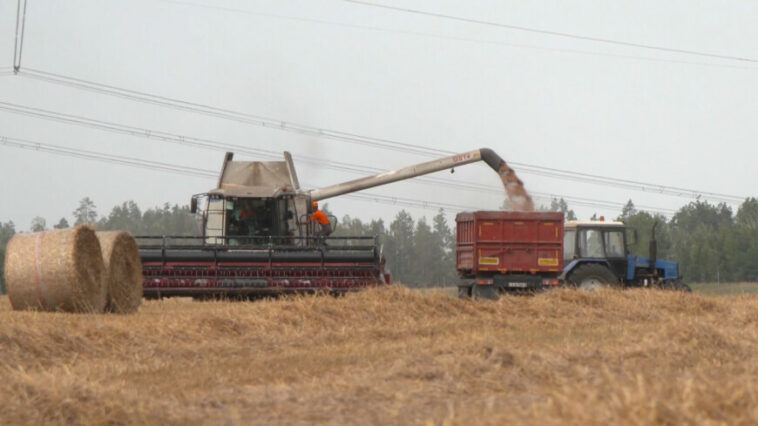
xmin=568 ymin=264 xmax=619 ymax=290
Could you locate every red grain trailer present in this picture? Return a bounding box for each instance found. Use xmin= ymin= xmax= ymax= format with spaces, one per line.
xmin=456 ymin=211 xmax=564 ymax=298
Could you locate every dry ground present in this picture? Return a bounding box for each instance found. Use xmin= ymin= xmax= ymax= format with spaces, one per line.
xmin=0 ymin=286 xmax=757 ymax=425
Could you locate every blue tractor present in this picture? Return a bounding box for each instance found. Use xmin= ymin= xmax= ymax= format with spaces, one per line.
xmin=559 ymin=219 xmax=690 ymax=291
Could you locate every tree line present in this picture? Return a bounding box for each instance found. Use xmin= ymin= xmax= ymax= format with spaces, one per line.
xmin=621 ymin=198 xmax=758 ymax=283
xmin=1 ymin=196 xmax=757 ymax=293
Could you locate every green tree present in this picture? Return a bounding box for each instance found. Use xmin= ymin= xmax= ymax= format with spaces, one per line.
xmin=411 ymin=218 xmax=437 ymax=286
xmin=332 ymin=214 xmax=367 ymax=238
xmin=385 ymin=210 xmax=415 ymax=285
xmin=73 ymin=197 xmax=98 ymax=225
xmin=0 ymin=221 xmax=17 ymax=294
xmin=30 ymin=217 xmax=47 ymax=232
xmin=621 ymin=210 xmax=670 ymax=259
xmin=668 ymin=201 xmax=734 ymax=282
xmin=736 ymin=197 xmax=758 ymax=229
xmin=141 ymin=203 xmax=199 ymax=235
xmin=620 ymin=199 xmax=637 ymax=220
xmin=549 ymin=197 xmax=576 ymax=221
xmin=99 ymin=200 xmax=144 ymax=234
xmin=432 ymin=209 xmax=457 ymax=286
xmin=53 ymin=217 xmax=70 ymax=229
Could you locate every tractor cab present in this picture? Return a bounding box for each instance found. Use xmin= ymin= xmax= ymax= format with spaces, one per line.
xmin=562 ymin=219 xmax=682 ymax=289
xmin=563 ymin=219 xmax=628 ymax=279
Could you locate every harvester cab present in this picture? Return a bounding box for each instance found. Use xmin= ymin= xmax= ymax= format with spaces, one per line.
xmin=561 ymin=219 xmax=688 ymax=291
xmin=190 ymin=151 xmax=317 ymax=246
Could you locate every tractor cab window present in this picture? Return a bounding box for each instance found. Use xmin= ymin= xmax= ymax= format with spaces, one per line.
xmin=563 ymin=229 xmax=576 ymax=261
xmin=604 ymin=230 xmax=625 ymax=258
xmin=578 ymin=229 xmax=603 ymax=258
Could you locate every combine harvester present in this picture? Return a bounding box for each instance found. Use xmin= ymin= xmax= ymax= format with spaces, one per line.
xmin=455 ymin=211 xmax=690 ymax=299
xmin=138 ymin=148 xmax=515 ymax=298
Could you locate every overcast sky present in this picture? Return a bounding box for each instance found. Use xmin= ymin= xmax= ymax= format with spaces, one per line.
xmin=0 ymin=0 xmax=756 ymax=231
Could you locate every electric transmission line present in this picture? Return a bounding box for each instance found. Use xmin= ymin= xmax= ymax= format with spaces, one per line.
xmin=154 ymin=0 xmax=757 ymax=71
xmin=0 ymin=135 xmax=486 ymax=213
xmin=11 ymin=68 xmax=746 ymax=205
xmin=344 ymin=0 xmax=758 ymax=64
xmin=0 ymin=101 xmax=677 ymax=215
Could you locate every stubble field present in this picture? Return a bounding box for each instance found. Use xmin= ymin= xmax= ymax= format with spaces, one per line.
xmin=0 ymin=285 xmax=757 ymax=425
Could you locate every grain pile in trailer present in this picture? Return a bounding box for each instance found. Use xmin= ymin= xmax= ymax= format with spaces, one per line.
xmin=3 ymin=225 xmax=106 ymax=313
xmin=96 ymin=231 xmax=142 ymax=313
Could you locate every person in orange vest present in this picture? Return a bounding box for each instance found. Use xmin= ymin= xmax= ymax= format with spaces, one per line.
xmin=310 ymin=201 xmax=332 ymax=238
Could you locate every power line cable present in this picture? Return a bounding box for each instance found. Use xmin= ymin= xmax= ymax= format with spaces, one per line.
xmin=12 ymin=68 xmax=745 ymax=204
xmin=153 ymin=0 xmax=757 ymax=71
xmin=0 ymin=134 xmax=680 ymax=215
xmin=0 ymin=101 xmax=679 ymax=215
xmin=17 ymin=68 xmax=441 ymax=157
xmin=344 ymin=0 xmax=758 ymax=64
xmin=0 ymin=135 xmax=217 ymax=178
xmin=0 ymin=135 xmax=486 ymax=213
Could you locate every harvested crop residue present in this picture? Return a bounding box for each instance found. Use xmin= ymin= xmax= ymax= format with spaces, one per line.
xmin=0 ymin=286 xmax=757 ymax=425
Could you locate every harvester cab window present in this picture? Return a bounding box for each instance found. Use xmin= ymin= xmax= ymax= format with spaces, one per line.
xmin=578 ymin=229 xmax=603 ymax=258
xmin=226 ymin=198 xmax=289 ymax=241
xmin=604 ymin=230 xmax=625 ymax=258
xmin=563 ymin=230 xmax=576 ymax=261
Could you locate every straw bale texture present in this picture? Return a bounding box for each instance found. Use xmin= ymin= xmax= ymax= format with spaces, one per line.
xmin=96 ymin=231 xmax=142 ymax=313
xmin=3 ymin=225 xmax=106 ymax=313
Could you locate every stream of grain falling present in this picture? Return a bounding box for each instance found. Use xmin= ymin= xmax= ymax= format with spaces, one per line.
xmin=498 ymin=162 xmax=535 ymax=211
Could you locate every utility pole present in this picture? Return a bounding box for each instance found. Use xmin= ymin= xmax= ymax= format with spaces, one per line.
xmin=13 ymin=0 xmax=29 ymax=74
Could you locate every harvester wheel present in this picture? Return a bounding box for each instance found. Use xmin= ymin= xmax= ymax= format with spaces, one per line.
xmin=568 ymin=264 xmax=619 ymax=290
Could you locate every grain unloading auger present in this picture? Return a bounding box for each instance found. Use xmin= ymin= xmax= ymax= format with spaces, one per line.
xmin=138 ymin=148 xmax=512 ymax=298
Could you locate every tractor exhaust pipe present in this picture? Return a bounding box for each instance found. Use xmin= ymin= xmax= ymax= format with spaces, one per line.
xmin=649 ymin=221 xmax=658 ymax=276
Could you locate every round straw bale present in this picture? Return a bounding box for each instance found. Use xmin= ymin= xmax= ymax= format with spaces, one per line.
xmin=3 ymin=225 xmax=106 ymax=313
xmin=96 ymin=231 xmax=142 ymax=313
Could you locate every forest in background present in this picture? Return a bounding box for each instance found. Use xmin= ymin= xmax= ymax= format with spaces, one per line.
xmin=2 ymin=196 xmax=758 ymax=292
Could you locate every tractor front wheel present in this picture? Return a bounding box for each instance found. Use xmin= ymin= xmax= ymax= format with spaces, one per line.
xmin=673 ymin=282 xmax=692 ymax=292
xmin=568 ymin=264 xmax=619 ymax=290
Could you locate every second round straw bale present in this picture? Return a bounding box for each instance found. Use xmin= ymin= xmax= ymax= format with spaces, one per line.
xmin=3 ymin=225 xmax=106 ymax=313
xmin=96 ymin=231 xmax=142 ymax=313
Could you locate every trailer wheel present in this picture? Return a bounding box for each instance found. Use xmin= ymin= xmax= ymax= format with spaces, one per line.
xmin=457 ymin=285 xmax=472 ymax=299
xmin=568 ymin=264 xmax=619 ymax=290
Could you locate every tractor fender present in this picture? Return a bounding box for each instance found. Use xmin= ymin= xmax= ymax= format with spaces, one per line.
xmin=559 ymin=258 xmax=611 ymax=281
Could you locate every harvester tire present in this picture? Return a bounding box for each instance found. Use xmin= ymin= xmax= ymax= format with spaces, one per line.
xmin=568 ymin=264 xmax=619 ymax=290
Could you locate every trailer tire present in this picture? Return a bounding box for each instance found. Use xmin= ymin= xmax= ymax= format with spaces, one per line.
xmin=457 ymin=285 xmax=472 ymax=299
xmin=568 ymin=264 xmax=619 ymax=290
